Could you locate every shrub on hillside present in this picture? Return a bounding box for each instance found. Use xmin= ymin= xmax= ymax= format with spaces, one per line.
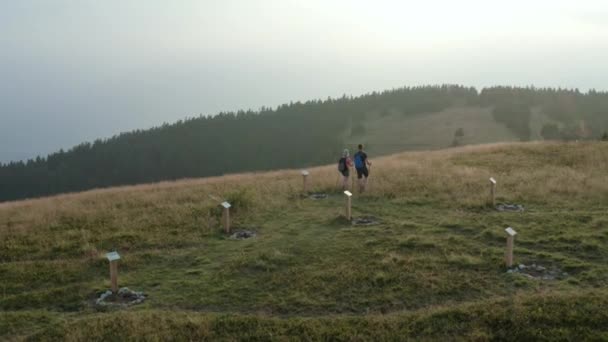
xmin=452 ymin=128 xmax=465 ymax=146
xmin=540 ymin=123 xmax=561 ymax=140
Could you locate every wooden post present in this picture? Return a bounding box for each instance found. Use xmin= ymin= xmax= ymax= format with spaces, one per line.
xmin=505 ymin=227 xmax=517 ymax=267
xmin=110 ymin=261 xmax=118 ymax=292
xmin=489 ymin=177 xmax=496 ymax=207
xmin=221 ymin=202 xmax=231 ymax=233
xmin=301 ymin=170 xmax=309 ymax=193
xmin=344 ymin=190 xmax=352 ymax=221
xmin=105 ymin=251 xmax=121 ymax=293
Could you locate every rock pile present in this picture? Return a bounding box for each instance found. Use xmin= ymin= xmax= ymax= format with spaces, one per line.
xmin=95 ymin=287 xmax=146 ymax=307
xmin=496 ymin=203 xmax=525 ymax=212
xmin=507 ymin=263 xmax=568 ymax=280
xmin=230 ymin=229 xmax=257 ymax=239
xmin=352 ymin=216 xmax=381 ymax=226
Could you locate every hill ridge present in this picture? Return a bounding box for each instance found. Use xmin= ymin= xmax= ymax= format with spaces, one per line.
xmin=2 ymin=85 xmax=608 ymax=202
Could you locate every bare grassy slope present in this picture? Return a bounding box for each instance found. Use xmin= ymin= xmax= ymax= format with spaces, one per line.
xmin=346 ymin=106 xmax=520 ymax=156
xmin=1 ymin=142 xmax=608 ymax=340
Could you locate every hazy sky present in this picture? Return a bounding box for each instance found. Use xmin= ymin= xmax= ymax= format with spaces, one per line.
xmin=1 ymin=0 xmax=608 ymax=163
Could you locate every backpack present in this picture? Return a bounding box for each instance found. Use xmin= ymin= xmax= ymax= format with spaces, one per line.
xmin=338 ymin=158 xmax=346 ymax=172
xmin=354 ymin=153 xmax=364 ymax=168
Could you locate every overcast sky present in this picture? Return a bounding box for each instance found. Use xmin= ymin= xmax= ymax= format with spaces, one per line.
xmin=1 ymin=0 xmax=608 ymax=163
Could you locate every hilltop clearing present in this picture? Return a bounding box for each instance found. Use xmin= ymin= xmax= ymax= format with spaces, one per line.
xmin=1 ymin=142 xmax=608 ymax=340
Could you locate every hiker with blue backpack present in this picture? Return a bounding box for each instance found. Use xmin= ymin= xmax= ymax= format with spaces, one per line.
xmin=354 ymin=144 xmax=372 ymax=192
xmin=337 ymin=149 xmax=354 ymax=190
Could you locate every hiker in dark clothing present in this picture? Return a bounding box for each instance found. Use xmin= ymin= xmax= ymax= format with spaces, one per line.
xmin=353 ymin=144 xmax=372 ymax=192
xmin=338 ymin=149 xmax=353 ymax=190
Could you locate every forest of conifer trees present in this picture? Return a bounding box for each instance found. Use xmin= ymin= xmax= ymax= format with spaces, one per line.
xmin=1 ymin=85 xmax=607 ymax=202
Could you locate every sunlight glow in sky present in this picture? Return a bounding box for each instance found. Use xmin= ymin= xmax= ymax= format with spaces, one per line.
xmin=1 ymin=0 xmax=607 ymax=162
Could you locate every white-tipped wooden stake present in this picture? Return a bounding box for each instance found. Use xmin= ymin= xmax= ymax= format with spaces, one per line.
xmin=505 ymin=227 xmax=517 ymax=267
xmin=344 ymin=190 xmax=352 ymax=221
xmin=489 ymin=177 xmax=497 ymax=207
xmin=105 ymin=251 xmax=121 ymax=293
xmin=221 ymin=201 xmax=231 ymax=233
xmin=301 ymin=170 xmax=309 ymax=193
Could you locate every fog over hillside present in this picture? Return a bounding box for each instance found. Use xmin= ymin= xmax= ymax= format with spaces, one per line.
xmin=4 ymin=2 xmax=608 ymax=339
xmin=2 ymin=0 xmax=608 ymax=162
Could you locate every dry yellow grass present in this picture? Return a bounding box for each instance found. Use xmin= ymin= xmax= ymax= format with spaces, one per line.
xmin=2 ymin=141 xmax=607 ymax=231
xmin=1 ymin=140 xmax=606 ymax=267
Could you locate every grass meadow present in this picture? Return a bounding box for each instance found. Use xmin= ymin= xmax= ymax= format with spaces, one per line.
xmin=344 ymin=106 xmax=519 ymax=156
xmin=1 ymin=141 xmax=608 ymax=340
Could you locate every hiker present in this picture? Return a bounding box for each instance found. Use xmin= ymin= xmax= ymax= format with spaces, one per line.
xmin=353 ymin=144 xmax=372 ymax=192
xmin=338 ymin=149 xmax=353 ymax=190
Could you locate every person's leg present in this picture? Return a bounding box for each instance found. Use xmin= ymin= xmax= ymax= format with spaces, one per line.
xmin=356 ymin=168 xmax=364 ymax=192
xmin=361 ymin=168 xmax=369 ymax=192
xmin=343 ymin=170 xmax=351 ymax=190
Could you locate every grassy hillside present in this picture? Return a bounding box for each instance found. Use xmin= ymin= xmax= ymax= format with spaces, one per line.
xmin=5 ymin=85 xmax=608 ymax=203
xmin=2 ymin=142 xmax=608 ymax=340
xmin=346 ymin=106 xmax=520 ymax=156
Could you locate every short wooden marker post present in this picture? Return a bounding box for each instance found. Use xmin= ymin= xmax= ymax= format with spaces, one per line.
xmin=105 ymin=251 xmax=121 ymax=293
xmin=344 ymin=190 xmax=352 ymax=221
xmin=489 ymin=177 xmax=497 ymax=207
xmin=301 ymin=170 xmax=309 ymax=193
xmin=504 ymin=227 xmax=517 ymax=267
xmin=221 ymin=201 xmax=231 ymax=233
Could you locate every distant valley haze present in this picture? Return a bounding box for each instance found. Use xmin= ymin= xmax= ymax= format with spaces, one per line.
xmin=1 ymin=0 xmax=608 ymax=163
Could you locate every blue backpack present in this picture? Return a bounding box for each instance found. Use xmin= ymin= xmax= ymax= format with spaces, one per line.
xmin=354 ymin=153 xmax=364 ymax=168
